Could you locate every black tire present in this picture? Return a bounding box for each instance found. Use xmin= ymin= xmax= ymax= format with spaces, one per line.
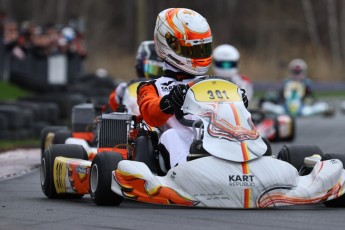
xmin=53 ymin=129 xmax=72 ymax=145
xmin=134 ymin=135 xmax=157 ymax=173
xmin=273 ymin=117 xmax=280 ymax=142
xmin=40 ymin=126 xmax=68 ymax=158
xmin=277 ymin=144 xmax=323 ymax=172
xmin=322 ymin=153 xmax=345 ymax=207
xmin=40 ymin=144 xmax=88 ymax=199
xmin=0 ymin=105 xmax=25 ymax=129
xmin=90 ymin=151 xmax=124 ymax=206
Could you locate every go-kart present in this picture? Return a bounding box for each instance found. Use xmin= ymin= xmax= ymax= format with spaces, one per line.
xmin=40 ymin=77 xmax=345 ymax=208
xmin=40 ymin=108 xmax=158 ymax=202
xmin=107 ymin=78 xmax=344 ymax=208
xmin=40 ymin=80 xmax=142 ymax=160
xmin=250 ymin=108 xmax=295 ymax=142
xmin=261 ymin=80 xmax=334 ymax=117
xmin=40 ymin=102 xmax=103 ymax=160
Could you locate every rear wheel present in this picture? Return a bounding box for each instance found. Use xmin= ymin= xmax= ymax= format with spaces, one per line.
xmin=40 ymin=126 xmax=68 ymax=158
xmin=134 ymin=134 xmax=157 ymax=173
xmin=277 ymin=144 xmax=323 ymax=173
xmin=90 ymin=152 xmax=124 ymax=206
xmin=53 ymin=129 xmax=72 ymax=145
xmin=322 ymin=153 xmax=345 ymax=207
xmin=40 ymin=144 xmax=88 ymax=199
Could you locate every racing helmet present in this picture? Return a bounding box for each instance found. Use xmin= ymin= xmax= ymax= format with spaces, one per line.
xmin=212 ymin=44 xmax=240 ymax=77
xmin=154 ymin=8 xmax=213 ymax=75
xmin=135 ymin=40 xmax=164 ymax=79
xmin=289 ymin=58 xmax=307 ymax=77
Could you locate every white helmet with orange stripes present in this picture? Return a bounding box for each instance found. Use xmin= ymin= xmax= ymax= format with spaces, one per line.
xmin=154 ymin=8 xmax=213 ymax=75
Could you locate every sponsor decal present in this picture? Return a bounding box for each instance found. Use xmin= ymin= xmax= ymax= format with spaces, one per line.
xmin=229 ymin=174 xmax=255 ymax=187
xmin=75 ymin=167 xmax=90 ymax=175
xmin=161 ymin=81 xmax=174 ymax=92
xmin=53 ymin=160 xmax=67 ymax=193
xmin=193 ymin=191 xmax=231 ymax=201
xmin=330 ymin=159 xmax=339 ymax=164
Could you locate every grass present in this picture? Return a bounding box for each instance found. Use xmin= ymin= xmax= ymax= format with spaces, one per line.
xmin=0 ymin=81 xmax=32 ymax=101
xmin=0 ymin=139 xmax=40 ymax=153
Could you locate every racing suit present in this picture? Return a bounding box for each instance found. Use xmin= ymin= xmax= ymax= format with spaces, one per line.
xmin=137 ymin=69 xmax=196 ymax=168
xmin=230 ymin=74 xmax=253 ymax=102
xmin=108 ymin=79 xmax=146 ymax=116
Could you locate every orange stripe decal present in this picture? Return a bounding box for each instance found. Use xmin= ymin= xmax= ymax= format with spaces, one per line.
xmin=244 ymin=188 xmax=251 ymax=208
xmin=241 ymin=162 xmax=252 ymax=208
xmin=230 ymin=103 xmax=250 ymax=161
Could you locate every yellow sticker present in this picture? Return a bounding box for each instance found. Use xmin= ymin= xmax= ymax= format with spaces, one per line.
xmin=190 ymin=80 xmax=241 ymax=102
xmin=127 ymin=82 xmax=141 ymax=98
xmin=53 ymin=157 xmax=68 ymax=194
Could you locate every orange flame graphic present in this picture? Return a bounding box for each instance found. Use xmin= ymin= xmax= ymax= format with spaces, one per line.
xmin=114 ymin=170 xmax=198 ymax=206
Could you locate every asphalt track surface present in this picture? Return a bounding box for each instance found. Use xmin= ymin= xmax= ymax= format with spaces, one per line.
xmin=1 ymin=110 xmax=345 ymax=230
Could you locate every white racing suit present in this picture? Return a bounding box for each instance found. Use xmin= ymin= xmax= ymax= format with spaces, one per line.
xmin=137 ymin=73 xmax=196 ymax=168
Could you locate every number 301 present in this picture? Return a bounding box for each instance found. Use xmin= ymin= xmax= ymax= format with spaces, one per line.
xmin=207 ymin=90 xmax=229 ymax=99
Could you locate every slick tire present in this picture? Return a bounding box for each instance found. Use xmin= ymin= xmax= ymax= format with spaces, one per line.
xmin=53 ymin=129 xmax=72 ymax=145
xmin=322 ymin=153 xmax=345 ymax=207
xmin=134 ymin=135 xmax=157 ymax=173
xmin=40 ymin=144 xmax=88 ymax=199
xmin=277 ymin=144 xmax=323 ymax=172
xmin=90 ymin=151 xmax=124 ymax=206
xmin=40 ymin=126 xmax=68 ymax=158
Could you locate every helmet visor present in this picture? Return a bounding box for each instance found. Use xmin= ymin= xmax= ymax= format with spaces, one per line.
xmin=144 ymin=60 xmax=164 ymax=78
xmin=165 ymin=33 xmax=212 ymax=59
xmin=214 ymin=61 xmax=237 ymax=69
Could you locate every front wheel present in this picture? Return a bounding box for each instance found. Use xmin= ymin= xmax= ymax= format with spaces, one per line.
xmin=90 ymin=152 xmax=124 ymax=206
xmin=277 ymin=144 xmax=323 ymax=173
xmin=41 ymin=144 xmax=88 ymax=199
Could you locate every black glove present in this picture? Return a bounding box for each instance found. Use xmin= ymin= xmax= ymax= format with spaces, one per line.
xmin=240 ymin=88 xmax=248 ymax=108
xmin=159 ymin=84 xmax=189 ymax=115
xmin=159 ymin=95 xmax=174 ymax=114
xmin=168 ymin=84 xmax=188 ymax=108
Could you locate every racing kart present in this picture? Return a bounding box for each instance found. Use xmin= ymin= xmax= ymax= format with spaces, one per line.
xmin=40 ymin=79 xmax=142 ymax=159
xmin=261 ymin=80 xmax=334 ymax=117
xmin=250 ymin=108 xmax=295 ymax=142
xmin=40 ymin=102 xmax=104 ymax=160
xmin=40 ymin=78 xmax=345 ymax=208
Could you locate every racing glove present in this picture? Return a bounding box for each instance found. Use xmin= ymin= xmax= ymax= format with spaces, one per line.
xmin=241 ymin=88 xmax=249 ymax=108
xmin=159 ymin=84 xmax=189 ymax=115
xmin=169 ymin=84 xmax=189 ymax=108
xmin=115 ymin=82 xmax=128 ymax=104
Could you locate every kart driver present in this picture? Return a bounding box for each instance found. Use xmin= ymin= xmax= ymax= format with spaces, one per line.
xmin=212 ymin=44 xmax=254 ymax=101
xmin=283 ymin=58 xmax=313 ymax=100
xmin=137 ymin=8 xmax=248 ymax=170
xmin=108 ymin=40 xmax=164 ymax=114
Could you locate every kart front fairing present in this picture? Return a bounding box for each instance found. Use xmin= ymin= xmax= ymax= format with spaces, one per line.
xmin=111 ymin=155 xmax=345 ymax=208
xmin=182 ymin=79 xmax=267 ymax=162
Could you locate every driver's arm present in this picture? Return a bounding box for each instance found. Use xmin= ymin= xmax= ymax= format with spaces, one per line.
xmin=137 ymin=81 xmax=172 ymax=127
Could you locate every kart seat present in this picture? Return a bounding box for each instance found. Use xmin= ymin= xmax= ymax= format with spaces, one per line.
xmin=188 ymin=139 xmax=211 ymax=161
xmin=156 ymin=143 xmax=171 ymax=175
